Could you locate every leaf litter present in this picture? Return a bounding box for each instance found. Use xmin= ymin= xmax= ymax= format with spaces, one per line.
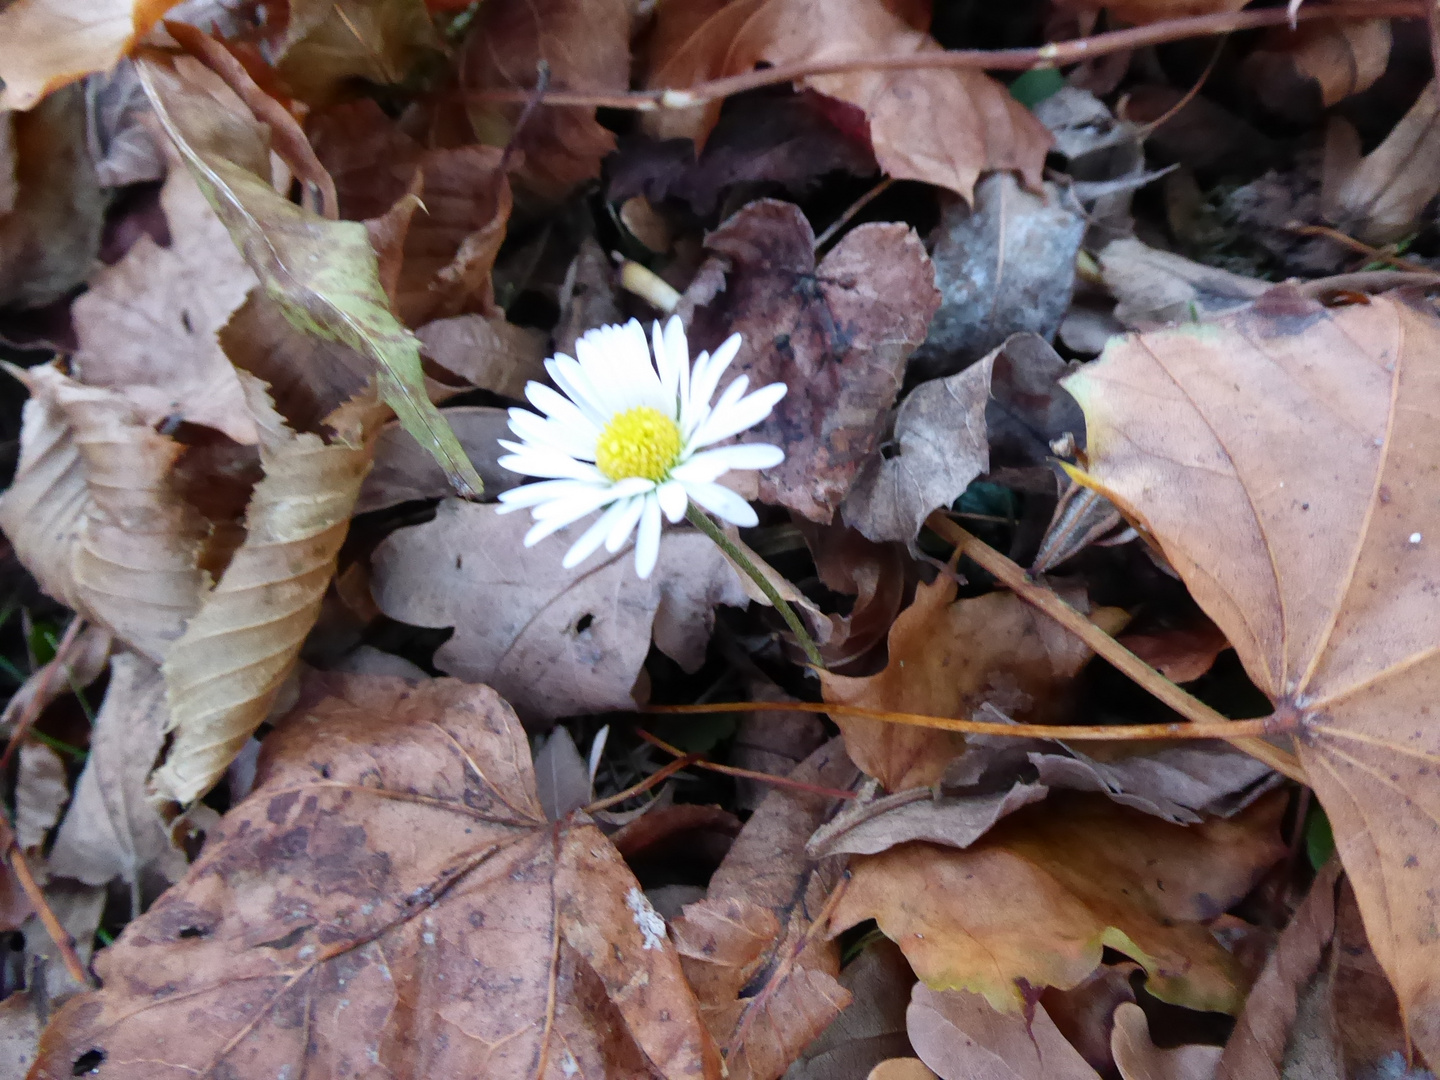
xmin=2 ymin=0 xmax=1440 ymax=1077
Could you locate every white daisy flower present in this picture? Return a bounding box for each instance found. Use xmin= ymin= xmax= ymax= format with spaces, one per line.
xmin=496 ymin=316 xmax=787 ymax=579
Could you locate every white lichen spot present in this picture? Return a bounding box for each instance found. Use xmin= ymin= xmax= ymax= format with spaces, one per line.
xmin=561 ymin=1050 xmax=579 ymax=1077
xmin=297 ymin=945 xmax=316 ymax=961
xmin=1411 ymin=533 xmax=1423 ymax=545
xmin=423 ymin=931 xmax=437 ymax=945
xmin=627 ymin=887 xmax=666 ymax=951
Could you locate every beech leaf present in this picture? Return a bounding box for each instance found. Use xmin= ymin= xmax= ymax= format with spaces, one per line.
xmin=32 ymin=673 xmax=721 ymax=1079
xmin=1063 ymin=288 xmax=1440 ymax=1057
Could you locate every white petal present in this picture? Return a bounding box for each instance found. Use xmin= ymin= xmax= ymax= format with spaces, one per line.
xmin=663 ymin=316 xmax=689 ymax=409
xmin=531 ymin=476 xmax=652 ymax=519
xmin=577 ymin=320 xmax=664 ymax=413
xmin=691 ymin=333 xmax=741 ymax=408
xmin=525 ymin=383 xmax=603 ymax=440
xmin=605 ymin=496 xmax=647 ymax=552
xmin=545 ymin=355 xmax=610 ymax=425
xmin=653 ymin=320 xmax=681 ymax=406
xmin=506 ymin=409 xmax=598 ymax=459
xmin=656 ymin=480 xmax=688 ymax=523
xmin=634 ymin=495 xmax=663 ymax=579
xmin=524 ymin=487 xmax=624 ymax=546
xmin=692 ymin=382 xmax=787 ymax=448
xmin=684 ymin=481 xmax=759 ymax=527
xmin=497 ymin=478 xmax=607 ymax=511
xmin=563 ymin=499 xmax=632 ymax=569
xmin=498 ymin=449 xmax=604 ymax=482
xmin=672 ymin=443 xmax=785 ymax=483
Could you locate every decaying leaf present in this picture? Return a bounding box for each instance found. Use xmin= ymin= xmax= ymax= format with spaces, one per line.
xmin=137 ymin=52 xmax=483 ymax=497
xmin=1244 ymin=19 xmax=1392 ymax=122
xmin=371 ymin=500 xmax=748 ymax=724
xmin=821 ymin=574 xmax=1125 ymax=792
xmin=906 ymin=983 xmax=1098 ymax=1080
xmin=1064 ymin=289 xmax=1440 ymax=1057
xmin=645 ymin=0 xmax=1050 ymax=202
xmin=831 ymin=793 xmax=1287 ymax=1014
xmin=15 ymin=742 xmax=68 ymax=853
xmin=673 ymin=738 xmax=858 ymax=1080
xmin=356 ymin=407 xmax=518 ymax=515
xmin=684 ymin=199 xmax=940 ymax=522
xmin=784 ymin=940 xmax=916 ymax=1080
xmin=1098 ymin=238 xmax=1268 ymax=331
xmin=807 ymin=781 xmax=1050 ymax=859
xmin=32 ymin=673 xmax=722 ymax=1079
xmin=277 ymin=0 xmax=445 ymax=107
xmin=0 ymin=991 xmax=43 ymax=1080
xmin=0 ymin=0 xmax=182 ymax=111
xmin=417 ymin=315 xmax=548 ymax=397
xmin=842 ymin=352 xmax=993 ymax=545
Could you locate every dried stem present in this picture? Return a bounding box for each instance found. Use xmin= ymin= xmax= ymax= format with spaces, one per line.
xmin=0 ymin=616 xmax=85 ymax=774
xmin=463 ymin=2 xmax=1423 ymax=112
xmin=635 ymin=729 xmax=858 ymax=800
xmin=584 ymin=751 xmax=700 ymax=813
xmin=926 ymin=513 xmax=1306 ymax=783
xmin=2 ymin=823 xmax=91 ymax=988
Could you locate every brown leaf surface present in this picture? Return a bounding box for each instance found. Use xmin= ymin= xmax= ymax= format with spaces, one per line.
xmin=1063 ymin=290 xmax=1440 ymax=1057
xmin=1050 ymin=0 xmax=1246 ymax=26
xmin=371 ymin=500 xmax=748 ymax=724
xmin=0 ymin=991 xmax=43 ymax=1080
xmin=906 ymin=984 xmax=1098 ymax=1080
xmin=832 ymin=793 xmax=1287 ymax=1014
xmin=644 ymin=0 xmax=1049 ymax=202
xmin=15 ymin=742 xmax=68 ymax=853
xmin=0 ymin=0 xmax=182 ymax=110
xmin=868 ymin=1060 xmax=939 ymax=1080
xmin=684 ymin=199 xmax=940 ymax=522
xmin=1111 ymin=1003 xmax=1221 ymax=1080
xmin=461 ymin=0 xmax=631 ymax=204
xmin=32 ymin=673 xmax=721 ymax=1079
xmin=277 ymin=0 xmax=444 ymax=107
xmin=821 ymin=575 xmax=1126 ymax=792
xmin=355 ymin=406 xmax=518 ymax=514
xmin=417 ymin=314 xmax=548 ymax=398
xmin=785 ymin=940 xmax=916 ymax=1080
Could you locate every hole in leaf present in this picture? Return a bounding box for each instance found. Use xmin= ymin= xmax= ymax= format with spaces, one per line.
xmin=575 ymin=613 xmax=595 ymax=633
xmin=879 ymin=441 xmax=900 ymax=460
xmin=72 ymin=1049 xmax=104 ymax=1075
xmin=177 ymin=926 xmax=206 ymax=939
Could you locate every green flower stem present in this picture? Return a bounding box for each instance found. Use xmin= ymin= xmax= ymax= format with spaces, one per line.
xmin=685 ymin=503 xmax=826 ymax=671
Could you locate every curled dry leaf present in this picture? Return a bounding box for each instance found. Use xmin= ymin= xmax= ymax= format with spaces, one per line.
xmin=831 ymin=793 xmax=1287 ymax=1015
xmin=138 ymin=53 xmax=483 ymax=496
xmin=821 ymin=574 xmax=1126 ymax=792
xmin=868 ymin=1060 xmax=938 ymax=1080
xmin=0 ymin=0 xmax=183 ymax=110
xmin=1098 ymin=238 xmax=1267 ymax=332
xmin=807 ymin=783 xmax=1049 ymax=859
xmin=356 ymin=407 xmax=519 ymax=515
xmin=906 ymin=983 xmax=1098 ymax=1080
xmin=417 ymin=314 xmax=548 ymax=398
xmin=462 ymin=0 xmax=632 ymax=204
xmin=673 ymin=738 xmax=859 ymax=1080
xmin=842 ymin=351 xmax=993 ymax=546
xmin=645 ymin=0 xmax=1050 ymax=202
xmin=49 ymin=652 xmax=188 ymax=890
xmin=1064 ymin=289 xmax=1440 ymax=1058
xmin=32 ymin=673 xmax=722 ymax=1079
xmin=1117 ymin=617 xmax=1230 ymax=685
xmin=1244 ymin=19 xmax=1392 ymax=121
xmin=684 ymin=199 xmax=940 ymax=523
xmin=15 ymin=742 xmax=68 ymax=853
xmin=371 ymin=500 xmax=748 ymax=724
xmin=785 ymin=939 xmax=916 ymax=1080
xmin=1111 ymin=1002 xmax=1221 ymax=1080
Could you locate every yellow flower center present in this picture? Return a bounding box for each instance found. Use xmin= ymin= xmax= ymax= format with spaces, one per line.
xmin=595 ymin=406 xmax=683 ymax=482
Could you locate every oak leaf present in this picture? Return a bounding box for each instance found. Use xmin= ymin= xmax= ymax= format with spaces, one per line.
xmin=644 ymin=0 xmax=1049 ymax=202
xmin=31 ymin=673 xmax=721 ymax=1079
xmin=1063 ymin=289 xmax=1440 ymax=1058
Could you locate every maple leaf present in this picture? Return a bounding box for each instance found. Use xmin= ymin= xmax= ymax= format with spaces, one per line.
xmin=1063 ymin=288 xmax=1440 ymax=1059
xmin=32 ymin=673 xmax=721 ymax=1079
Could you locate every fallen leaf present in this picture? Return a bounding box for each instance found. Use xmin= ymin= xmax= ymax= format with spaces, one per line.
xmin=0 ymin=0 xmax=183 ymax=111
xmin=867 ymin=1060 xmax=939 ymax=1080
xmin=355 ymin=407 xmax=518 ymax=515
xmin=984 ymin=333 xmax=1086 ymax=474
xmin=1116 ymin=618 xmax=1230 ymax=684
xmin=32 ymin=673 xmax=722 ymax=1079
xmin=371 ymin=500 xmax=749 ymax=724
xmin=673 ymin=738 xmax=858 ymax=1080
xmin=1050 ymin=0 xmax=1246 ymax=28
xmin=785 ymin=939 xmax=916 ymax=1080
xmin=798 ymin=521 xmax=909 ymax=674
xmin=48 ymin=652 xmax=188 ymax=890
xmin=909 ymin=177 xmax=1085 ymax=382
xmin=14 ymin=742 xmax=68 ymax=854
xmin=1111 ymin=1003 xmax=1221 ymax=1080
xmin=69 ymin=158 xmax=259 ymax=445
xmin=906 ymin=983 xmax=1098 ymax=1080
xmin=807 ymin=783 xmax=1049 ymax=859
xmin=842 ymin=351 xmax=993 ymax=545
xmin=831 ymin=793 xmax=1287 ymax=1014
xmin=21 ymin=879 xmax=105 ymax=1005
xmin=277 ymin=0 xmax=444 ymax=107
xmin=1244 ymin=20 xmax=1393 ymax=123
xmin=553 ymin=236 xmax=624 ymax=359
xmin=645 ymin=0 xmax=1050 ymax=202
xmin=1098 ymin=238 xmax=1268 ymax=331
xmin=683 ymin=198 xmax=940 ymax=522
xmin=533 ymin=725 xmax=593 ymax=822
xmin=1042 ymin=962 xmax=1140 ymax=1075
xmin=1063 ymin=288 xmax=1440 ymax=1057
xmin=462 ymin=0 xmax=632 ymax=203
xmin=1322 ymin=82 xmax=1440 ymax=244
xmin=417 ymin=314 xmax=548 ymax=398
xmin=729 ymin=678 xmax=828 ymax=811
xmin=85 ymin=59 xmax=167 ymax=188
xmin=138 ymin=53 xmax=483 ymax=496
xmin=0 ymin=86 xmax=106 ymax=309
xmin=821 ymin=575 xmax=1126 ymax=792
xmin=0 ymin=992 xmax=43 ymax=1080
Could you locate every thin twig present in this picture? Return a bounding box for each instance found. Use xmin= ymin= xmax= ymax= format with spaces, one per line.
xmin=583 ymin=751 xmax=700 ymax=813
xmin=0 ymin=616 xmax=85 ymax=774
xmin=2 ymin=823 xmax=91 ymax=988
xmin=813 ymin=177 xmax=895 ymax=251
xmin=1124 ymin=33 xmax=1226 ymax=136
xmin=462 ymin=2 xmax=1424 ymax=112
xmin=927 ymin=513 xmax=1306 ymax=783
xmin=1285 ymin=221 xmax=1438 ymax=274
xmin=636 ymin=729 xmax=858 ymax=800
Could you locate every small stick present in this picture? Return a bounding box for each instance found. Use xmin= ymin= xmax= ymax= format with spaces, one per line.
xmin=1284 ymin=221 xmax=1438 ymax=274
xmin=584 ymin=752 xmax=700 ymax=813
xmin=0 ymin=616 xmax=85 ymax=774
xmin=636 ymin=729 xmax=858 ymax=800
xmin=2 ymin=822 xmax=91 ymax=988
xmin=463 ymin=2 xmax=1423 ymax=112
xmin=813 ymin=177 xmax=895 ymax=251
xmin=927 ymin=513 xmax=1305 ymax=783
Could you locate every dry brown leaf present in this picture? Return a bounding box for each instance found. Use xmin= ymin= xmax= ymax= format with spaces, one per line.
xmin=807 ymin=783 xmax=1049 ymax=859
xmin=673 ymin=738 xmax=857 ymax=1080
xmin=1244 ymin=19 xmax=1392 ymax=121
xmin=786 ymin=939 xmax=916 ymax=1079
xmin=0 ymin=0 xmax=182 ymax=110
xmin=153 ymin=381 xmax=381 ymax=804
xmin=842 ymin=352 xmax=993 ymax=545
xmin=1098 ymin=238 xmax=1268 ymax=331
xmin=49 ymin=652 xmax=188 ymax=890
xmin=1064 ymin=289 xmax=1440 ymax=1057
xmin=70 ymin=160 xmax=259 ymax=445
xmin=0 ymin=991 xmax=43 ymax=1080
xmin=32 ymin=673 xmax=722 ymax=1079
xmin=462 ymin=0 xmax=631 ymax=204
xmin=868 ymin=1060 xmax=939 ymax=1080
xmin=1050 ymin=0 xmax=1246 ymax=26
xmin=417 ymin=314 xmax=548 ymax=398
xmin=821 ymin=574 xmax=1126 ymax=792
xmin=277 ymin=0 xmax=444 ymax=107
xmin=0 ymin=86 xmax=106 ymax=309
xmin=1322 ymin=83 xmax=1440 ymax=244
xmin=356 ymin=407 xmax=519 ymax=515
xmin=14 ymin=742 xmax=68 ymax=854
xmin=0 ymin=364 xmax=207 ymax=663
xmin=1117 ymin=618 xmax=1230 ymax=684
xmin=1112 ymin=1003 xmax=1221 ymax=1080
xmin=832 ymin=793 xmax=1287 ymax=1015
xmin=1041 ymin=962 xmax=1140 ymax=1075
xmin=683 ymin=199 xmax=939 ymax=522
xmin=371 ymin=500 xmax=748 ymax=724
xmin=533 ymin=726 xmax=593 ymax=822
xmin=906 ymin=984 xmax=1098 ymax=1080
xmin=645 ymin=0 xmax=1049 ymax=202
